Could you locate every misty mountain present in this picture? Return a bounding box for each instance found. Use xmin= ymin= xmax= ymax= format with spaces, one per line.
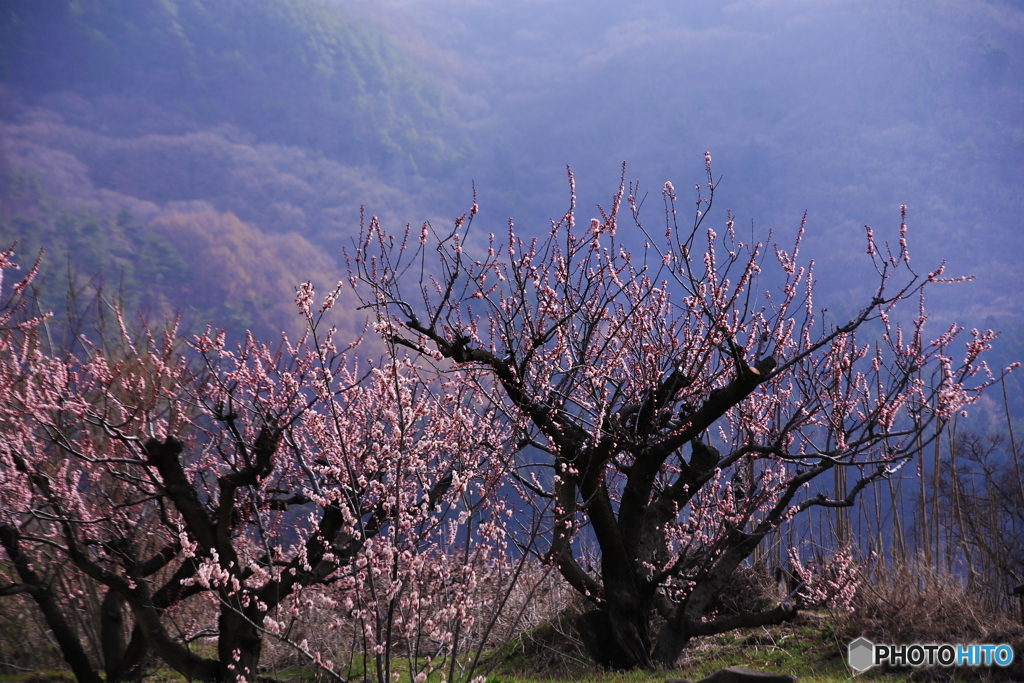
xmin=0 ymin=0 xmax=467 ymax=339
xmin=0 ymin=0 xmax=466 ymax=173
xmin=1 ymin=0 xmax=1022 ymax=368
xmin=353 ymin=0 xmax=1024 ymax=325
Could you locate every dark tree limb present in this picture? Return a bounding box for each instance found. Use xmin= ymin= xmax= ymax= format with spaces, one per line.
xmin=686 ymin=601 xmax=798 ymax=636
xmin=0 ymin=524 xmax=103 ymax=683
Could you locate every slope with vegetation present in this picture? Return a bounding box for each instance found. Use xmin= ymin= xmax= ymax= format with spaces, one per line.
xmin=0 ymin=0 xmax=467 ymax=340
xmin=0 ymin=0 xmax=465 ymax=174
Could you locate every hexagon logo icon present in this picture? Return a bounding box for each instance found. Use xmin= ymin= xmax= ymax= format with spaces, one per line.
xmin=848 ymin=637 xmax=875 ymax=673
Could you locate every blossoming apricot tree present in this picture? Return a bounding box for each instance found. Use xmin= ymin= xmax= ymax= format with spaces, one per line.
xmin=0 ymin=252 xmax=514 ymax=682
xmin=351 ymin=157 xmax=1000 ymax=669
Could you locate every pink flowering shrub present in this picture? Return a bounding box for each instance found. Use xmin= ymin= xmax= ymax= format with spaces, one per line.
xmin=786 ymin=547 xmax=868 ymax=612
xmin=0 ymin=256 xmax=516 ymax=683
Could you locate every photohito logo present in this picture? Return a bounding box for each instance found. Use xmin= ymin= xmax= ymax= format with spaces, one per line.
xmin=848 ymin=637 xmax=1014 ymax=673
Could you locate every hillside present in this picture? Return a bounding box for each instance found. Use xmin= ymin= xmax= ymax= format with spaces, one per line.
xmin=0 ymin=0 xmax=465 ymax=173
xmin=1 ymin=0 xmax=1022 ymax=353
xmin=0 ymin=0 xmax=467 ymax=340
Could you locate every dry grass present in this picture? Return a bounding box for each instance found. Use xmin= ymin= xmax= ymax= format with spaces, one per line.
xmin=835 ymin=559 xmax=1024 ymax=682
xmin=843 ymin=559 xmax=1024 ymax=645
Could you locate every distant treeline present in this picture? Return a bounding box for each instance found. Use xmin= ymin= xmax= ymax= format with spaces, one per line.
xmin=0 ymin=0 xmax=466 ymax=174
xmin=0 ymin=168 xmax=359 ymax=342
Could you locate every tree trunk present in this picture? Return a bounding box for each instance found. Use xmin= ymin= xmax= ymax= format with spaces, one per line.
xmin=576 ymin=566 xmax=654 ymax=670
xmin=577 ymin=607 xmax=653 ymax=671
xmin=218 ymin=604 xmax=264 ymax=683
xmin=651 ymin=622 xmax=691 ymax=667
xmin=101 ymin=590 xmax=148 ymax=683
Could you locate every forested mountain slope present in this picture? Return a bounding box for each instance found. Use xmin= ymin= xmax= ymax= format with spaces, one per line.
xmin=0 ymin=0 xmax=465 ymax=173
xmin=0 ymin=0 xmax=465 ymax=339
xmin=2 ymin=0 xmax=1023 ymax=356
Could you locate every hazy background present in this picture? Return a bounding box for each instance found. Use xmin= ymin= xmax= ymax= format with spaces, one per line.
xmin=1 ymin=0 xmax=1021 ymax=377
xmin=353 ymin=0 xmax=1024 ymax=319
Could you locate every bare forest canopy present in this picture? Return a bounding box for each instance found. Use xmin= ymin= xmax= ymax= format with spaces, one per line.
xmin=0 ymin=0 xmax=1022 ymax=386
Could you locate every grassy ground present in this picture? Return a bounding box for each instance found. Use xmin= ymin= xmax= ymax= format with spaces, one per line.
xmin=3 ymin=612 xmax=1017 ymax=683
xmin=490 ymin=615 xmax=849 ymax=683
xmin=487 ymin=611 xmax=1015 ymax=683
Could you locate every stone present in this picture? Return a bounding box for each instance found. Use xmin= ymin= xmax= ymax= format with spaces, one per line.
xmin=667 ymin=666 xmax=797 ymax=683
